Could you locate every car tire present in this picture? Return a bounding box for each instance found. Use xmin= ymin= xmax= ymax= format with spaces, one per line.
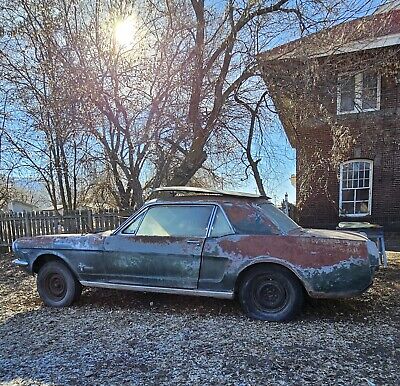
xmin=37 ymin=261 xmax=80 ymax=307
xmin=238 ymin=265 xmax=304 ymax=321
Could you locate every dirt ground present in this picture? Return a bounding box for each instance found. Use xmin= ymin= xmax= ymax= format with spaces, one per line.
xmin=0 ymin=252 xmax=399 ymax=386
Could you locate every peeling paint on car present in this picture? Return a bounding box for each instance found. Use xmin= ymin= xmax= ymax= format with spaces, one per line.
xmin=12 ymin=195 xmax=380 ymax=302
xmin=14 ymin=233 xmax=106 ymax=251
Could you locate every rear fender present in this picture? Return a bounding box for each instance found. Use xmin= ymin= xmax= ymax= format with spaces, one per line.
xmin=236 ymin=257 xmax=313 ymax=294
xmin=236 ymin=255 xmax=372 ymax=298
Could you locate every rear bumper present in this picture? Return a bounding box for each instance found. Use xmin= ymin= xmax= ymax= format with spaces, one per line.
xmin=367 ymin=239 xmax=381 ymax=268
xmin=309 ymin=280 xmax=373 ymax=299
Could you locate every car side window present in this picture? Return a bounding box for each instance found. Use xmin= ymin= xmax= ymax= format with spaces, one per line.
xmin=122 ymin=211 xmax=146 ymax=234
xmin=210 ymin=208 xmax=234 ymax=237
xmin=136 ymin=205 xmax=213 ymax=238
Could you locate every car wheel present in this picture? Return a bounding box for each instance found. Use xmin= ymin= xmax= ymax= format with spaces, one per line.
xmin=238 ymin=265 xmax=304 ymax=321
xmin=37 ymin=261 xmax=80 ymax=307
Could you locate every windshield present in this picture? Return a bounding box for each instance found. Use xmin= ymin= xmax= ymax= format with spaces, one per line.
xmin=257 ymin=203 xmax=300 ymax=234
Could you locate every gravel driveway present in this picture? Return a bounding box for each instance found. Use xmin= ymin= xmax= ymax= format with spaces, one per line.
xmin=1 ymin=252 xmax=399 ymax=386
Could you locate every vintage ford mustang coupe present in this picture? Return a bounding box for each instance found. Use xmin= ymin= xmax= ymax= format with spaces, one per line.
xmin=12 ymin=187 xmax=380 ymax=321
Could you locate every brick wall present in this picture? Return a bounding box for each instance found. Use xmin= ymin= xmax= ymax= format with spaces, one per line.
xmin=261 ymin=48 xmax=400 ymax=231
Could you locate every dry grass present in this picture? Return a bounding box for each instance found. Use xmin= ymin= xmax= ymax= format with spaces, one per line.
xmin=0 ymin=252 xmax=399 ymax=386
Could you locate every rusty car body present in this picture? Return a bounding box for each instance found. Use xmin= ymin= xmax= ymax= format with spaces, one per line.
xmin=12 ymin=187 xmax=381 ymax=321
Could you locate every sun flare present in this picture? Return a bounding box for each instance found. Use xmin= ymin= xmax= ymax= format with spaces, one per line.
xmin=114 ymin=16 xmax=137 ymax=48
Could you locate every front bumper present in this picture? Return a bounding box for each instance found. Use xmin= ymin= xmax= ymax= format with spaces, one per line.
xmin=12 ymin=258 xmax=29 ymax=267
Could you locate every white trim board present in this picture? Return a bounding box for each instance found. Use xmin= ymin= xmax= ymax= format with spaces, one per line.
xmin=313 ymin=33 xmax=400 ymax=58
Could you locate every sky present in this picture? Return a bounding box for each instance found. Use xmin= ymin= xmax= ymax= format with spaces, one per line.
xmin=241 ymin=128 xmax=296 ymax=206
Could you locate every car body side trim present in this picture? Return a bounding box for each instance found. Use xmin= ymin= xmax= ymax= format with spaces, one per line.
xmin=80 ymin=281 xmax=235 ymax=299
xmin=205 ymin=205 xmax=218 ymax=238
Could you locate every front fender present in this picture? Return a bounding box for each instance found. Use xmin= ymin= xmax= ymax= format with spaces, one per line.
xmin=13 ymin=248 xmax=79 ymax=278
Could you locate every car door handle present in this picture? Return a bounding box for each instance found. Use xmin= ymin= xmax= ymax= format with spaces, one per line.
xmin=186 ymin=240 xmax=201 ymax=246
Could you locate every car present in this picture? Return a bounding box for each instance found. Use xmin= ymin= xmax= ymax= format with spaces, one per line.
xmin=12 ymin=186 xmax=380 ymax=321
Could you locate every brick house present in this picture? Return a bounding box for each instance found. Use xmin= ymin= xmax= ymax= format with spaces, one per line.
xmin=258 ymin=4 xmax=400 ymax=232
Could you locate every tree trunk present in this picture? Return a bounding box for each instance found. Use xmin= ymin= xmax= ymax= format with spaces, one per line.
xmin=168 ymin=135 xmax=208 ymax=185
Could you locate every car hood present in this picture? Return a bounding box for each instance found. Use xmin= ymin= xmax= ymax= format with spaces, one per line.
xmin=291 ymin=228 xmax=369 ymax=242
xmin=13 ymin=232 xmax=110 ymax=251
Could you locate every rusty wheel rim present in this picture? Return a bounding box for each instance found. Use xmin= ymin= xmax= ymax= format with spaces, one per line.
xmin=44 ymin=272 xmax=67 ymax=301
xmin=251 ymin=275 xmax=288 ymax=313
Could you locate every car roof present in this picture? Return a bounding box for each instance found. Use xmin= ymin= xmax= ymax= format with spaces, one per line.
xmin=114 ymin=190 xmax=272 ymax=234
xmin=152 ymin=186 xmax=270 ymax=200
xmin=148 ymin=195 xmax=271 ymax=206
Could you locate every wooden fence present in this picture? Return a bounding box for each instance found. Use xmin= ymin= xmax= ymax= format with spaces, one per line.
xmin=0 ymin=209 xmax=131 ymax=247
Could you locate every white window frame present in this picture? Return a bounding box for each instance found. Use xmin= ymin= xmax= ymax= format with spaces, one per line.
xmin=339 ymin=159 xmax=373 ymax=217
xmin=337 ymin=72 xmax=381 ymax=115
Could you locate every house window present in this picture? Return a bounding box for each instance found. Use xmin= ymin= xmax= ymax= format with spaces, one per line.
xmin=339 ymin=160 xmax=373 ymax=216
xmin=337 ymin=71 xmax=380 ymax=114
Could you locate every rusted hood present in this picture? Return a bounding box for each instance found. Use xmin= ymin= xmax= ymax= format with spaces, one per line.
xmin=292 ymin=228 xmax=368 ymax=242
xmin=13 ymin=232 xmax=108 ymax=251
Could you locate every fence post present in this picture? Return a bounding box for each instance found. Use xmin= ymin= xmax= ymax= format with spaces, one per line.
xmin=87 ymin=210 xmax=93 ymax=232
xmin=24 ymin=212 xmax=32 ymax=237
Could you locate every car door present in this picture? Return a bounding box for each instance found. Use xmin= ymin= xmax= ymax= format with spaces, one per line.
xmin=103 ymin=204 xmax=214 ymax=289
xmin=200 ymin=207 xmax=237 ymax=291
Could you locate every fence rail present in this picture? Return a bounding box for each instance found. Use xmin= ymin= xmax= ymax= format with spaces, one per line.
xmin=0 ymin=209 xmax=131 ymax=247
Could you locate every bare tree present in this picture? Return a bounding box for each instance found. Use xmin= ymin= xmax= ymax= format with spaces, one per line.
xmin=0 ymin=0 xmax=91 ymax=211
xmin=0 ymin=0 xmax=377 ymax=210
